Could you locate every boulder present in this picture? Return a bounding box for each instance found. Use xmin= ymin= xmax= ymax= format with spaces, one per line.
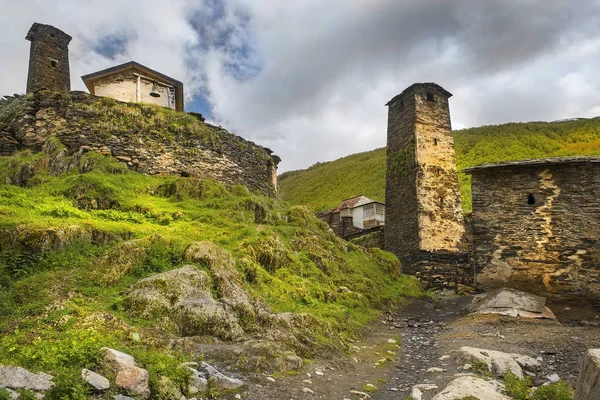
xmin=156 ymin=376 xmax=183 ymax=400
xmin=101 ymin=348 xmax=150 ymax=399
xmin=470 ymin=288 xmax=556 ymax=319
xmin=124 ymin=265 xmax=244 ymax=340
xmin=0 ymin=366 xmax=54 ymax=391
xmin=187 ymin=368 xmax=208 ymax=395
xmin=431 ymin=375 xmax=511 ymax=400
xmin=199 ymin=361 xmax=244 ymax=390
xmin=575 ymin=349 xmax=600 ymax=400
xmin=453 ymin=347 xmax=524 ymax=378
xmin=81 ymin=368 xmax=110 ymax=391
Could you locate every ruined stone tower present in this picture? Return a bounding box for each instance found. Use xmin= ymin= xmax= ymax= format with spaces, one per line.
xmin=384 ymin=83 xmax=470 ymax=286
xmin=26 ymin=23 xmax=72 ymax=93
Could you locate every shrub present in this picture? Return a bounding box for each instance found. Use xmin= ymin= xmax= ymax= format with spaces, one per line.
xmin=503 ymin=370 xmax=532 ymax=400
xmin=530 ymin=381 xmax=573 ymax=400
xmin=0 ymin=389 xmax=11 ymax=400
xmin=45 ymin=371 xmax=88 ymax=400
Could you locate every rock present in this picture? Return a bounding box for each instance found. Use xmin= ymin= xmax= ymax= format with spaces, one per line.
xmin=266 ymin=377 xmax=275 ymax=383
xmin=157 ymin=376 xmax=183 ymax=400
xmin=348 ymin=390 xmax=371 ymax=398
xmin=199 ymin=361 xmax=244 ymax=390
xmin=3 ymin=388 xmax=18 ymax=400
xmin=124 ymin=265 xmax=243 ymax=340
xmin=410 ymin=387 xmax=423 ymax=400
xmin=515 ymin=355 xmax=541 ymax=372
xmin=113 ymin=396 xmax=135 ymax=400
xmin=302 ymin=387 xmax=314 ymax=393
xmin=97 ymin=238 xmax=149 ymax=286
xmin=453 ymin=346 xmax=524 ymax=378
xmin=439 ymin=355 xmax=451 ymax=361
xmin=274 ymin=354 xmax=303 ymax=372
xmin=427 ymin=367 xmax=445 ymax=373
xmin=470 ymin=288 xmax=556 ymax=319
xmin=0 ymin=366 xmax=54 ymax=391
xmin=575 ymin=349 xmax=600 ymax=400
xmin=431 ymin=375 xmax=511 ymax=400
xmin=546 ymin=373 xmax=560 ymax=383
xmin=81 ymin=369 xmax=110 ymax=391
xmin=187 ymin=368 xmax=208 ymax=395
xmin=101 ymin=347 xmax=150 ymax=399
xmin=387 ymin=339 xmax=397 ymax=344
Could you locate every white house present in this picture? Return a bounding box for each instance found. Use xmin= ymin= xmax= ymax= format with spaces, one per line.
xmin=333 ymin=195 xmax=385 ymax=229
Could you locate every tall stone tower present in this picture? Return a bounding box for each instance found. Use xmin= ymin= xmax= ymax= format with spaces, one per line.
xmin=26 ymin=23 xmax=72 ymax=93
xmin=384 ymin=83 xmax=470 ymax=286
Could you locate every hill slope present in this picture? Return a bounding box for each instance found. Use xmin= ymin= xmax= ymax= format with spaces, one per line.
xmin=279 ymin=118 xmax=600 ymax=211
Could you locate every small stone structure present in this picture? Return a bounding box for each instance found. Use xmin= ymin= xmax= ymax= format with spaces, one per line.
xmin=575 ymin=349 xmax=600 ymax=400
xmin=26 ymin=23 xmax=72 ymax=93
xmin=465 ymin=157 xmax=600 ymax=305
xmin=81 ymin=61 xmax=184 ymax=111
xmin=384 ymin=83 xmax=470 ymax=287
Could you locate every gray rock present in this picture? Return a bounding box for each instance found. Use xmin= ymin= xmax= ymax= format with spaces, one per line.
xmin=187 ymin=368 xmax=208 ymax=395
xmin=470 ymin=288 xmax=556 ymax=319
xmin=113 ymin=396 xmax=136 ymax=400
xmin=546 ymin=373 xmax=560 ymax=383
xmin=3 ymin=388 xmax=18 ymax=400
xmin=82 ymin=369 xmax=110 ymax=391
xmin=0 ymin=366 xmax=54 ymax=391
xmin=453 ymin=346 xmax=524 ymax=378
xmin=431 ymin=376 xmax=511 ymax=400
xmin=199 ymin=361 xmax=244 ymax=390
xmin=101 ymin=348 xmax=150 ymax=399
xmin=575 ymin=349 xmax=600 ymax=400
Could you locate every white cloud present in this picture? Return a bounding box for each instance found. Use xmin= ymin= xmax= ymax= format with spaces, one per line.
xmin=1 ymin=0 xmax=600 ymax=172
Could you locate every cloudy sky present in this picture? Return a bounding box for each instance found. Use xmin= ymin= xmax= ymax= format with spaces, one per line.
xmin=1 ymin=0 xmax=600 ymax=171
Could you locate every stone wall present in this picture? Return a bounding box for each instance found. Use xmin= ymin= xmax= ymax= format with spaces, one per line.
xmin=93 ymin=70 xmax=173 ymax=109
xmin=467 ymin=158 xmax=600 ymax=305
xmin=384 ymin=83 xmax=470 ymax=287
xmin=26 ymin=23 xmax=71 ymax=93
xmin=0 ymin=91 xmax=279 ymax=196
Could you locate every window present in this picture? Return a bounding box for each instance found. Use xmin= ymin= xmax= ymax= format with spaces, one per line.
xmin=434 ymin=138 xmax=438 ymax=145
xmin=426 ymin=92 xmax=434 ymax=101
xmin=51 ymin=60 xmax=57 ymax=67
xmin=363 ymin=204 xmax=375 ymax=217
xmin=375 ymin=204 xmax=385 ymax=215
xmin=528 ymin=193 xmax=536 ymax=205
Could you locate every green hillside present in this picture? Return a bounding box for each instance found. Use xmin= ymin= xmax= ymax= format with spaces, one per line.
xmin=279 ymin=118 xmax=600 ymax=211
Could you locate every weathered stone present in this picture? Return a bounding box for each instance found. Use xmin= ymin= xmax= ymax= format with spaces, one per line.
xmin=384 ymin=83 xmax=470 ymax=288
xmin=26 ymin=23 xmax=72 ymax=93
xmin=199 ymin=362 xmax=244 ymax=390
xmin=0 ymin=366 xmax=54 ymax=391
xmin=124 ymin=265 xmax=244 ymax=340
xmin=466 ymin=157 xmax=600 ymax=305
xmin=101 ymin=348 xmax=150 ymax=399
xmin=81 ymin=368 xmax=110 ymax=391
xmin=431 ymin=375 xmax=511 ymax=400
xmin=453 ymin=347 xmax=524 ymax=378
xmin=187 ymin=368 xmax=208 ymax=395
xmin=471 ymin=288 xmax=546 ymax=313
xmin=273 ymin=354 xmax=303 ymax=372
xmin=575 ymin=349 xmax=600 ymax=400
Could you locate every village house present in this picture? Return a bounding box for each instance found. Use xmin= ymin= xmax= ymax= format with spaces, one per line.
xmin=318 ymin=195 xmax=385 ymax=238
xmin=81 ymin=61 xmax=184 ymax=111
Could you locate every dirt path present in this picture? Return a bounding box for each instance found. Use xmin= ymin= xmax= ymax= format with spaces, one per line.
xmin=242 ymin=295 xmax=600 ymax=399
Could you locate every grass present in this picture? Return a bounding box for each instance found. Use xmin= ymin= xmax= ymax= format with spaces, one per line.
xmin=279 ymin=117 xmax=600 ymax=212
xmin=0 ymin=146 xmax=422 ymax=396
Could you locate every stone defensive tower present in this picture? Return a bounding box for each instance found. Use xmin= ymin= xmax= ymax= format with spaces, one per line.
xmin=384 ymin=83 xmax=470 ymax=287
xmin=26 ymin=23 xmax=72 ymax=93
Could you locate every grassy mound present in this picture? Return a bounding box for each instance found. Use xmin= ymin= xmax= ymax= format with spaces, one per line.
xmin=0 ymin=146 xmax=421 ymax=396
xmin=279 ymin=117 xmax=600 ymax=211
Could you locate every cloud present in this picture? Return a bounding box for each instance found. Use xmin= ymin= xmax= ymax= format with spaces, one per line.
xmin=1 ymin=0 xmax=600 ymax=172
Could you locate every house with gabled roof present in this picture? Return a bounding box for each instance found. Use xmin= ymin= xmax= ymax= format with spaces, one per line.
xmin=317 ymin=195 xmax=385 ymax=238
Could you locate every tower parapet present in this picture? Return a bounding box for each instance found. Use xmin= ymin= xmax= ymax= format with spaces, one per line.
xmin=26 ymin=23 xmax=72 ymax=93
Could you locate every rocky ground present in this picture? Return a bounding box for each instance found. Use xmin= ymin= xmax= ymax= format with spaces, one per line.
xmin=245 ymin=293 xmax=600 ymax=399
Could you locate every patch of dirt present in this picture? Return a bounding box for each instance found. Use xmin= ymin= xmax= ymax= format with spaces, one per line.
xmin=233 ymin=295 xmax=600 ymax=399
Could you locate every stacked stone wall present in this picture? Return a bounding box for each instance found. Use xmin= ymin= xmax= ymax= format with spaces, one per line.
xmin=470 ymin=162 xmax=600 ymax=305
xmin=0 ymin=91 xmax=277 ymax=196
xmin=26 ymin=23 xmax=71 ymax=93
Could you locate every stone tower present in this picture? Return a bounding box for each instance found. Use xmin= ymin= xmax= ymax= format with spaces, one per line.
xmin=26 ymin=23 xmax=72 ymax=93
xmin=384 ymin=83 xmax=470 ymax=286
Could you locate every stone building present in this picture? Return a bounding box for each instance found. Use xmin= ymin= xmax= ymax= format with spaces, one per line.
xmin=318 ymin=195 xmax=385 ymax=238
xmin=465 ymin=157 xmax=600 ymax=305
xmin=26 ymin=23 xmax=72 ymax=93
xmin=81 ymin=61 xmax=184 ymax=111
xmin=384 ymin=83 xmax=470 ymax=287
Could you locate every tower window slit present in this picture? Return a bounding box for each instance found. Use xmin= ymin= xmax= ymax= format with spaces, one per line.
xmin=426 ymin=92 xmax=434 ymax=101
xmin=528 ymin=193 xmax=536 ymax=205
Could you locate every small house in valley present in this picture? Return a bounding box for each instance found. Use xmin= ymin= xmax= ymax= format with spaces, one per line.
xmin=318 ymin=195 xmax=385 ymax=238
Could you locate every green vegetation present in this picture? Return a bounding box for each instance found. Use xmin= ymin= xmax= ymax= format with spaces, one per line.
xmin=0 ymin=144 xmax=421 ymax=396
xmin=503 ymin=371 xmax=573 ymax=400
xmin=279 ymin=117 xmax=600 ymax=211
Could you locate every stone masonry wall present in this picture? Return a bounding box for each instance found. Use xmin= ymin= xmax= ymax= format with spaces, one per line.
xmin=0 ymin=91 xmax=277 ymax=196
xmin=470 ymin=162 xmax=600 ymax=305
xmin=385 ymin=83 xmax=470 ymax=286
xmin=26 ymin=23 xmax=71 ymax=93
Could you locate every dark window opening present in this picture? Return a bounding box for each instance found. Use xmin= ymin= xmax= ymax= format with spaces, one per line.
xmin=426 ymin=92 xmax=434 ymax=101
xmin=439 ymin=196 xmax=444 ymax=207
xmin=51 ymin=60 xmax=57 ymax=67
xmin=528 ymin=193 xmax=536 ymax=205
xmin=50 ymin=33 xmax=55 ymax=38
xmin=434 ymin=138 xmax=438 ymax=145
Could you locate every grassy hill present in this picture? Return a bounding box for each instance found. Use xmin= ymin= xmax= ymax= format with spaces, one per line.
xmin=0 ymin=100 xmax=421 ymax=398
xmin=279 ymin=118 xmax=600 ymax=211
